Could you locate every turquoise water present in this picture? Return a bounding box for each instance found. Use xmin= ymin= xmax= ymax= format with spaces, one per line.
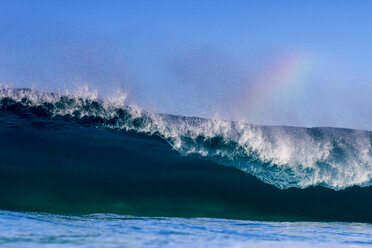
xmin=1 ymin=211 xmax=371 ymax=248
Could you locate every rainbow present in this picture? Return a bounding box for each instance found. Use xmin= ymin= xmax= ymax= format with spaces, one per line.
xmin=243 ymin=50 xmax=319 ymax=119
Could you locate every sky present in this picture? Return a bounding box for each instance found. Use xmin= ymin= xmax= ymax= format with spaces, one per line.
xmin=0 ymin=0 xmax=372 ymax=130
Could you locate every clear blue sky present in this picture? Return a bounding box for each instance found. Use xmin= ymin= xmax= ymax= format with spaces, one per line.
xmin=1 ymin=0 xmax=372 ymax=129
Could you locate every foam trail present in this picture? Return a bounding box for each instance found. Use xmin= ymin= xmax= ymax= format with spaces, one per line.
xmin=1 ymin=87 xmax=372 ymax=190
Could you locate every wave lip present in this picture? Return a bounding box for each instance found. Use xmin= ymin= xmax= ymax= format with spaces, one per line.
xmin=1 ymin=87 xmax=372 ymax=190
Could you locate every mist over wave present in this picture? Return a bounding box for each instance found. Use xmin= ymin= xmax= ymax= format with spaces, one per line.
xmin=1 ymin=87 xmax=372 ymax=190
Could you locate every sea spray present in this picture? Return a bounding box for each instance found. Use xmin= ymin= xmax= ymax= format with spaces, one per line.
xmin=1 ymin=87 xmax=372 ymax=190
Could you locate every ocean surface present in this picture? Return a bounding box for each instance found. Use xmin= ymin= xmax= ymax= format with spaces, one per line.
xmin=1 ymin=210 xmax=372 ymax=248
xmin=0 ymin=88 xmax=372 ymax=247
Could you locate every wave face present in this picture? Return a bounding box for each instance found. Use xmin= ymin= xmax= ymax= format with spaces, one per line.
xmin=1 ymin=88 xmax=372 ymax=190
xmin=1 ymin=88 xmax=372 ymax=222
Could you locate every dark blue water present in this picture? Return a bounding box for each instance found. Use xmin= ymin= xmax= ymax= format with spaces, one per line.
xmin=1 ymin=88 xmax=372 ymax=246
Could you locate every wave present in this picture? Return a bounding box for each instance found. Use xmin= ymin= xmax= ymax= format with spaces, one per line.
xmin=1 ymin=88 xmax=372 ymax=222
xmin=1 ymin=87 xmax=372 ymax=190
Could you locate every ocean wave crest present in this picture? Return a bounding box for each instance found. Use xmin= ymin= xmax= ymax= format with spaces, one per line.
xmin=1 ymin=87 xmax=372 ymax=190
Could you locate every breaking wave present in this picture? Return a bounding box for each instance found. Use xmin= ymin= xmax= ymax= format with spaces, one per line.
xmin=1 ymin=87 xmax=372 ymax=190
